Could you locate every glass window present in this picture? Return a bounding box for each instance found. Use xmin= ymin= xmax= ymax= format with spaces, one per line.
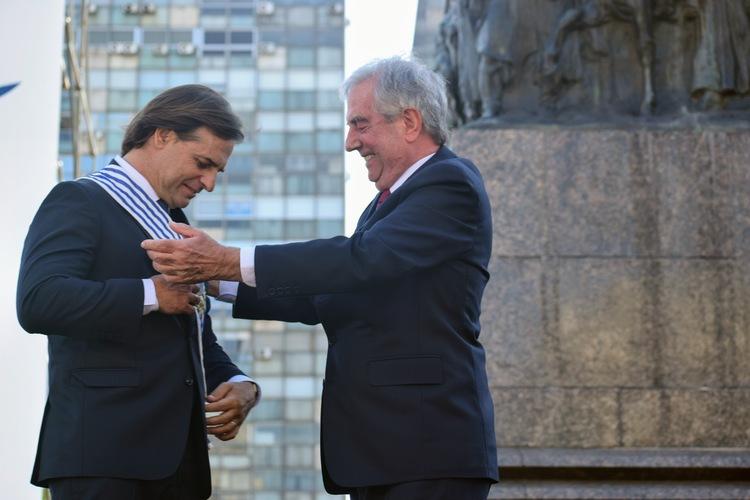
xmin=201 ymin=7 xmax=227 ymax=29
xmin=229 ymin=8 xmax=254 ymax=28
xmin=198 ymin=69 xmax=225 ymax=86
xmin=318 ymin=69 xmax=342 ymax=89
xmin=284 ymin=469 xmax=316 ymax=491
xmin=90 ymin=90 xmax=108 ymax=112
xmin=254 ymin=173 xmax=283 ymax=195
xmin=169 ymin=30 xmax=193 ymax=43
xmin=317 ymin=173 xmax=343 ymax=194
xmin=317 ymin=219 xmax=342 ymax=238
xmin=316 ymin=196 xmax=344 ymax=218
xmin=253 ymin=446 xmax=283 ymax=467
xmin=316 ymin=131 xmax=342 ymax=153
xmin=106 ymin=130 xmax=124 ymax=153
xmin=140 ymin=49 xmax=168 ymax=69
xmin=288 ymin=133 xmax=314 ymax=153
xmin=204 ymin=30 xmax=226 ymax=44
xmin=288 ymin=91 xmax=315 ymax=109
xmin=257 ymin=132 xmax=284 ymax=153
xmin=259 ymin=71 xmax=285 ymax=90
xmin=109 ymin=54 xmax=138 ymax=69
xmin=169 ymin=6 xmax=199 ymax=27
xmin=89 ymin=6 xmax=110 ymax=25
xmin=286 ymin=197 xmax=315 ymax=219
xmin=316 ymin=89 xmax=341 ymax=109
xmin=316 ymin=112 xmax=341 ymax=129
xmin=258 ymin=90 xmax=284 ymax=110
xmin=257 ymin=112 xmax=285 ymax=132
xmin=87 ymin=69 xmax=108 ymax=89
xmin=288 ymin=69 xmax=315 ymax=90
xmin=286 ymin=174 xmax=315 ymax=195
xmin=284 ymin=423 xmax=317 ymax=444
xmin=285 ymin=155 xmax=316 ymax=172
xmin=142 ymin=30 xmax=168 ymax=44
xmin=140 ymin=8 xmax=168 ymax=26
xmin=285 ymin=444 xmax=314 ymax=466
xmin=317 ymin=46 xmax=342 ymax=67
xmin=254 ymin=196 xmax=284 ymax=218
xmin=88 ymin=30 xmax=111 ymax=45
xmin=199 ymin=50 xmax=226 ymax=69
xmin=286 ymin=220 xmax=315 ymax=240
xmin=285 ymin=353 xmax=315 ymax=375
xmin=253 ymin=220 xmax=284 ymax=239
xmin=227 ymin=68 xmax=255 ymax=96
xmin=108 ymin=89 xmax=137 ymax=111
xmin=168 ymin=71 xmax=195 ymax=86
xmin=255 ymin=422 xmax=284 ymax=445
xmin=288 ymin=47 xmax=315 ymax=68
xmin=284 ymin=377 xmax=316 ymax=398
xmin=288 ymin=112 xmax=314 ymax=131
xmin=288 ymin=6 xmax=315 ymax=26
xmin=230 ymin=31 xmax=253 ymax=44
xmin=139 ymin=70 xmax=168 ymax=89
xmin=255 ymin=469 xmax=283 ymax=491
xmin=226 ymin=219 xmax=251 ymax=238
xmin=228 ymin=51 xmax=254 ymax=68
xmin=111 ymin=8 xmax=139 ymax=26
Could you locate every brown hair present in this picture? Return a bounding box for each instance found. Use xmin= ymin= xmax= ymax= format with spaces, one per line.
xmin=121 ymin=84 xmax=244 ymax=155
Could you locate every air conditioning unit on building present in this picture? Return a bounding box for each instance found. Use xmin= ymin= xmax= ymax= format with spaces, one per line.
xmin=257 ymin=1 xmax=275 ymax=16
xmin=88 ymin=3 xmax=99 ymax=15
xmin=109 ymin=42 xmax=139 ymax=55
xmin=176 ymin=42 xmax=196 ymax=55
xmin=123 ymin=3 xmax=139 ymax=15
xmin=259 ymin=42 xmax=277 ymax=55
xmin=153 ymin=43 xmax=169 ymax=56
xmin=330 ymin=2 xmax=344 ymax=15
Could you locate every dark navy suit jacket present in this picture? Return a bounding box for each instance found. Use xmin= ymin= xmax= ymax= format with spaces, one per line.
xmin=233 ymin=146 xmax=498 ymax=493
xmin=17 ymin=177 xmax=244 ymax=494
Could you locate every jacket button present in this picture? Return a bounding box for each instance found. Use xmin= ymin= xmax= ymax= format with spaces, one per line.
xmin=184 ymin=377 xmax=194 ymax=386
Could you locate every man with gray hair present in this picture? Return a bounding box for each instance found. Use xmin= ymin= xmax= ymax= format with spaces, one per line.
xmin=142 ymin=56 xmax=498 ymax=499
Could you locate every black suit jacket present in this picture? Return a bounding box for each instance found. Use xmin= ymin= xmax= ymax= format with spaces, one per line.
xmin=17 ymin=177 xmax=244 ymax=493
xmin=233 ymin=146 xmax=498 ymax=493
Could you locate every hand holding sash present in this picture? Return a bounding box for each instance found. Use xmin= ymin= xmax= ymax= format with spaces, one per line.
xmin=151 ymin=274 xmax=202 ymax=315
xmin=142 ymin=223 xmax=241 ymax=284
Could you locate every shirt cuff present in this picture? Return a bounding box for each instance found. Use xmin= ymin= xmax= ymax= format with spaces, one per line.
xmin=240 ymin=246 xmax=257 ymax=287
xmin=142 ymin=278 xmax=158 ymax=315
xmin=216 ymin=281 xmax=240 ymax=303
xmin=228 ymin=375 xmax=262 ymax=408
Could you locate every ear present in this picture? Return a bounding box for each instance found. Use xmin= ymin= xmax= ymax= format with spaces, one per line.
xmin=402 ymin=108 xmax=423 ymax=143
xmin=151 ymin=128 xmax=175 ymax=149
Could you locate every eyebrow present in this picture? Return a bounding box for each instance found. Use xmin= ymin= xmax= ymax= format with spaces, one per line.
xmin=196 ymin=155 xmax=224 ymax=171
xmin=347 ymin=116 xmax=368 ymax=127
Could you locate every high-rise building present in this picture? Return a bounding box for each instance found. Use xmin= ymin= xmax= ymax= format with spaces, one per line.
xmin=59 ymin=1 xmax=346 ymax=498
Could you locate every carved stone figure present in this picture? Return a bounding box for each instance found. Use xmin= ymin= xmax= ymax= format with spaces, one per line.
xmin=690 ymin=0 xmax=750 ymax=110
xmin=542 ymin=0 xmax=656 ymax=115
xmin=476 ymin=0 xmax=515 ymax=118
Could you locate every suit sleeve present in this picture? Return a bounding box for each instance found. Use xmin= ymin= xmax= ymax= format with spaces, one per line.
xmin=233 ymin=283 xmax=320 ymax=324
xmin=16 ymin=181 xmax=144 ymax=342
xmin=254 ymin=161 xmax=481 ymax=299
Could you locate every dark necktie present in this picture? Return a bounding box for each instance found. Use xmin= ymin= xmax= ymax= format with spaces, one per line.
xmin=376 ymin=189 xmax=391 ymax=210
xmin=156 ymin=199 xmax=169 ymax=214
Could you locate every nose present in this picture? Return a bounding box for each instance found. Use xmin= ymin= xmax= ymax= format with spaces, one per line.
xmin=345 ymin=127 xmax=360 ymax=152
xmin=201 ymin=170 xmax=218 ymax=192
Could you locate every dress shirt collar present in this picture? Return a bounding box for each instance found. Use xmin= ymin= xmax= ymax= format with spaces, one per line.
xmin=112 ymin=155 xmax=159 ymax=202
xmin=389 ymin=152 xmax=436 ymax=194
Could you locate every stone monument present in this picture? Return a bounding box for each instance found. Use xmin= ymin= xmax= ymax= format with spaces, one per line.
xmin=427 ymin=0 xmax=750 ymax=497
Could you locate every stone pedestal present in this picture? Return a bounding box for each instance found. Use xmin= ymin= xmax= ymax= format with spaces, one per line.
xmin=450 ymin=128 xmax=750 ymax=498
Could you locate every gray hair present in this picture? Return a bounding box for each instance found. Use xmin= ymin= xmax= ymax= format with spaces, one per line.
xmin=341 ymin=56 xmax=449 ymax=145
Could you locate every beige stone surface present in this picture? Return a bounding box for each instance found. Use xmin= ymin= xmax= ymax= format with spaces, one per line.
xmin=453 ymin=128 xmax=750 ymax=448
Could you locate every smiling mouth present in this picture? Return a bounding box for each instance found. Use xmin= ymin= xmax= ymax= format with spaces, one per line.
xmin=363 ymin=154 xmax=374 ymax=163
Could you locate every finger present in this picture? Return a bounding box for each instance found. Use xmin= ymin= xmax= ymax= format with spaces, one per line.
xmin=205 ymin=398 xmax=233 ymax=413
xmin=141 ymin=239 xmax=177 ymax=252
xmin=206 ymin=410 xmax=239 ymax=427
xmin=191 ymin=285 xmax=200 ymax=293
xmin=170 ymin=222 xmax=200 ymax=238
xmin=207 ymin=382 xmax=233 ymax=402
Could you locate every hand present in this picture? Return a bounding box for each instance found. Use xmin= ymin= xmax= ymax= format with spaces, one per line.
xmin=205 ymin=381 xmax=258 ymax=441
xmin=141 ymin=223 xmax=242 ymax=283
xmin=151 ymin=274 xmax=200 ymax=315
